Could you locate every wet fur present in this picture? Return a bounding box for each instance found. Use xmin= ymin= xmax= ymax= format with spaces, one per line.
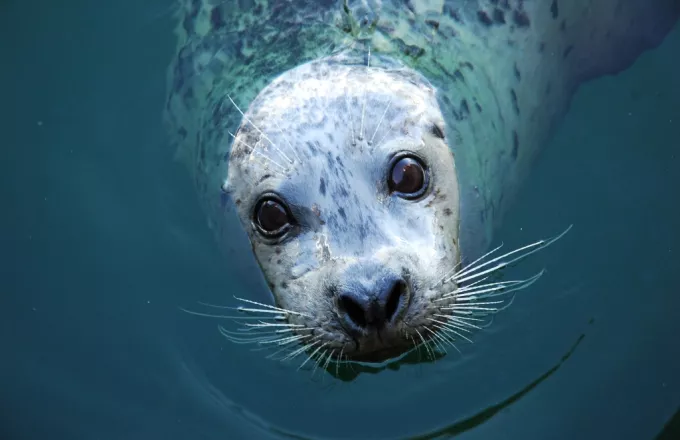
xmin=165 ymin=0 xmax=679 ymax=363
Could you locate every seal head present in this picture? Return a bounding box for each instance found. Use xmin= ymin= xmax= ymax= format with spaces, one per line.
xmin=225 ymin=58 xmax=460 ymax=363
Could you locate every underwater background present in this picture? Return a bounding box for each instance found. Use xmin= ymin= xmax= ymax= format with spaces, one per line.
xmin=2 ymin=0 xmax=679 ymax=439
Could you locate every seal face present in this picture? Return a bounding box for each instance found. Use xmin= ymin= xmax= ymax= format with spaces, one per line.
xmin=225 ymin=59 xmax=462 ymax=363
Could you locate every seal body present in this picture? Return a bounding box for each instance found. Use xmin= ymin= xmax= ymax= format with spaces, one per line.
xmin=165 ymin=0 xmax=679 ymax=363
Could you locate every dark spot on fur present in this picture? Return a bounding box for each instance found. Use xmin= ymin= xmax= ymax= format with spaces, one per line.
xmin=444 ymin=208 xmax=452 ymax=216
xmin=319 ymin=177 xmax=326 ymax=195
xmin=177 ymin=127 xmax=187 ymax=138
xmin=563 ymin=45 xmax=574 ymax=58
xmin=460 ymin=61 xmax=474 ymax=70
xmin=275 ymin=248 xmax=282 ymax=255
xmin=395 ymin=38 xmax=425 ymax=58
xmin=281 ymin=281 xmax=288 ymax=289
xmin=560 ymin=19 xmax=566 ymax=31
xmin=453 ymin=69 xmax=465 ymax=82
xmin=210 ymin=7 xmax=225 ymax=29
xmin=510 ymin=89 xmax=519 ymax=115
xmin=430 ymin=123 xmax=445 ymax=139
xmin=460 ymin=99 xmax=470 ymax=117
xmin=257 ymin=174 xmax=273 ymax=184
xmin=425 ymin=19 xmax=439 ymax=30
xmin=445 ymin=6 xmax=462 ymax=23
xmin=493 ymin=9 xmax=506 ymax=24
xmin=235 ymin=198 xmax=242 ymax=206
xmin=513 ymin=63 xmax=521 ymax=81
xmin=477 ymin=10 xmax=493 ymax=26
xmin=550 ymin=0 xmax=559 ymax=19
xmin=512 ymin=130 xmax=519 ymax=160
xmin=475 ymin=101 xmax=483 ymax=112
xmin=338 ymin=207 xmax=347 ymax=220
xmin=513 ymin=10 xmax=530 ymax=28
xmin=277 ymin=259 xmax=282 ymax=264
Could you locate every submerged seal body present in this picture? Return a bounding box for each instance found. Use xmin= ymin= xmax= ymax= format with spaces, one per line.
xmin=165 ymin=0 xmax=679 ymax=365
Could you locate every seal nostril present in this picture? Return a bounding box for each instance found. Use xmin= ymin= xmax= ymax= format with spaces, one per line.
xmin=384 ymin=280 xmax=406 ymax=322
xmin=339 ymin=294 xmax=367 ymax=328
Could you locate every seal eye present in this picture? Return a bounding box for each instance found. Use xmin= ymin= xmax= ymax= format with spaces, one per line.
xmin=388 ymin=155 xmax=428 ymax=199
xmin=254 ymin=197 xmax=292 ymax=238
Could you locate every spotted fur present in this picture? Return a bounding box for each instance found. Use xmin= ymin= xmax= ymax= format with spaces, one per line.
xmin=165 ymin=0 xmax=679 ymax=363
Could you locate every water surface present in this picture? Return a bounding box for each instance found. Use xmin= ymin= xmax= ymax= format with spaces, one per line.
xmin=2 ymin=1 xmax=679 ymax=439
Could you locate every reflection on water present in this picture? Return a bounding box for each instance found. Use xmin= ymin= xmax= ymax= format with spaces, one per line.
xmin=2 ymin=1 xmax=679 ymax=439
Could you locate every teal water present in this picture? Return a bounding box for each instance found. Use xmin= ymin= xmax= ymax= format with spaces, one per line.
xmin=2 ymin=1 xmax=679 ymax=439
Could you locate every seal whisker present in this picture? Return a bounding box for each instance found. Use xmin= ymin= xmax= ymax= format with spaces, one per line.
xmin=428 ymin=325 xmax=463 ymax=353
xmin=312 ymin=348 xmax=331 ymax=377
xmin=450 ymin=226 xmax=572 ymax=285
xmin=358 ymin=46 xmax=371 ymax=141
xmin=284 ymin=340 xmax=321 ymax=363
xmin=434 ymin=242 xmax=505 ymax=289
xmin=344 ymin=91 xmax=357 ymax=146
xmin=438 ymin=270 xmax=544 ymax=302
xmin=414 ymin=328 xmax=434 ymax=360
xmin=424 ymin=326 xmax=448 ymax=354
xmin=265 ymin=342 xmax=303 ymax=360
xmin=243 ymin=322 xmax=306 ymax=329
xmin=432 ymin=259 xmax=467 ymax=289
xmin=452 ymin=279 xmax=532 ymax=298
xmin=227 ymin=95 xmax=294 ymax=164
xmin=437 ymin=328 xmax=463 ymax=354
xmin=433 ymin=314 xmax=483 ymax=330
xmin=335 ymin=347 xmax=345 ymax=376
xmin=271 ymin=118 xmax=302 ymax=163
xmin=430 ymin=320 xmax=474 ymax=343
xmin=443 ymin=300 xmax=505 ymax=309
xmin=451 ymin=270 xmax=545 ymax=301
xmin=373 ymin=121 xmax=395 ymax=149
xmin=233 ymin=296 xmax=312 ymax=318
xmin=227 ymin=131 xmax=288 ymax=173
xmin=178 ymin=307 xmax=285 ymax=321
xmin=217 ymin=326 xmax=285 ymax=344
xmin=442 ymin=306 xmax=500 ymax=315
xmin=369 ymin=98 xmax=392 ymax=145
xmin=428 ymin=317 xmax=473 ymax=334
xmin=298 ymin=342 xmax=329 ymax=371
xmin=324 ymin=350 xmax=335 ymax=370
xmin=407 ymin=334 xmax=424 ymax=362
xmin=259 ymin=334 xmax=310 ymax=346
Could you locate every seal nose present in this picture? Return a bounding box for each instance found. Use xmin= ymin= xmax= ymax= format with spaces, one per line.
xmin=337 ymin=276 xmax=408 ymax=331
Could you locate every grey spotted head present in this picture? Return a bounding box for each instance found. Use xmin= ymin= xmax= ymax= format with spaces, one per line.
xmin=221 ymin=58 xmax=560 ymax=367
xmin=223 ymin=57 xmax=462 ymax=364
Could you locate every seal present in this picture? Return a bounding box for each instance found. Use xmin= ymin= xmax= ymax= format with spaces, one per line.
xmin=165 ymin=0 xmax=679 ymax=367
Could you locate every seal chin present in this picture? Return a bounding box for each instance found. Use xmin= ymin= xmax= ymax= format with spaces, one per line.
xmin=347 ymin=345 xmax=411 ymax=364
